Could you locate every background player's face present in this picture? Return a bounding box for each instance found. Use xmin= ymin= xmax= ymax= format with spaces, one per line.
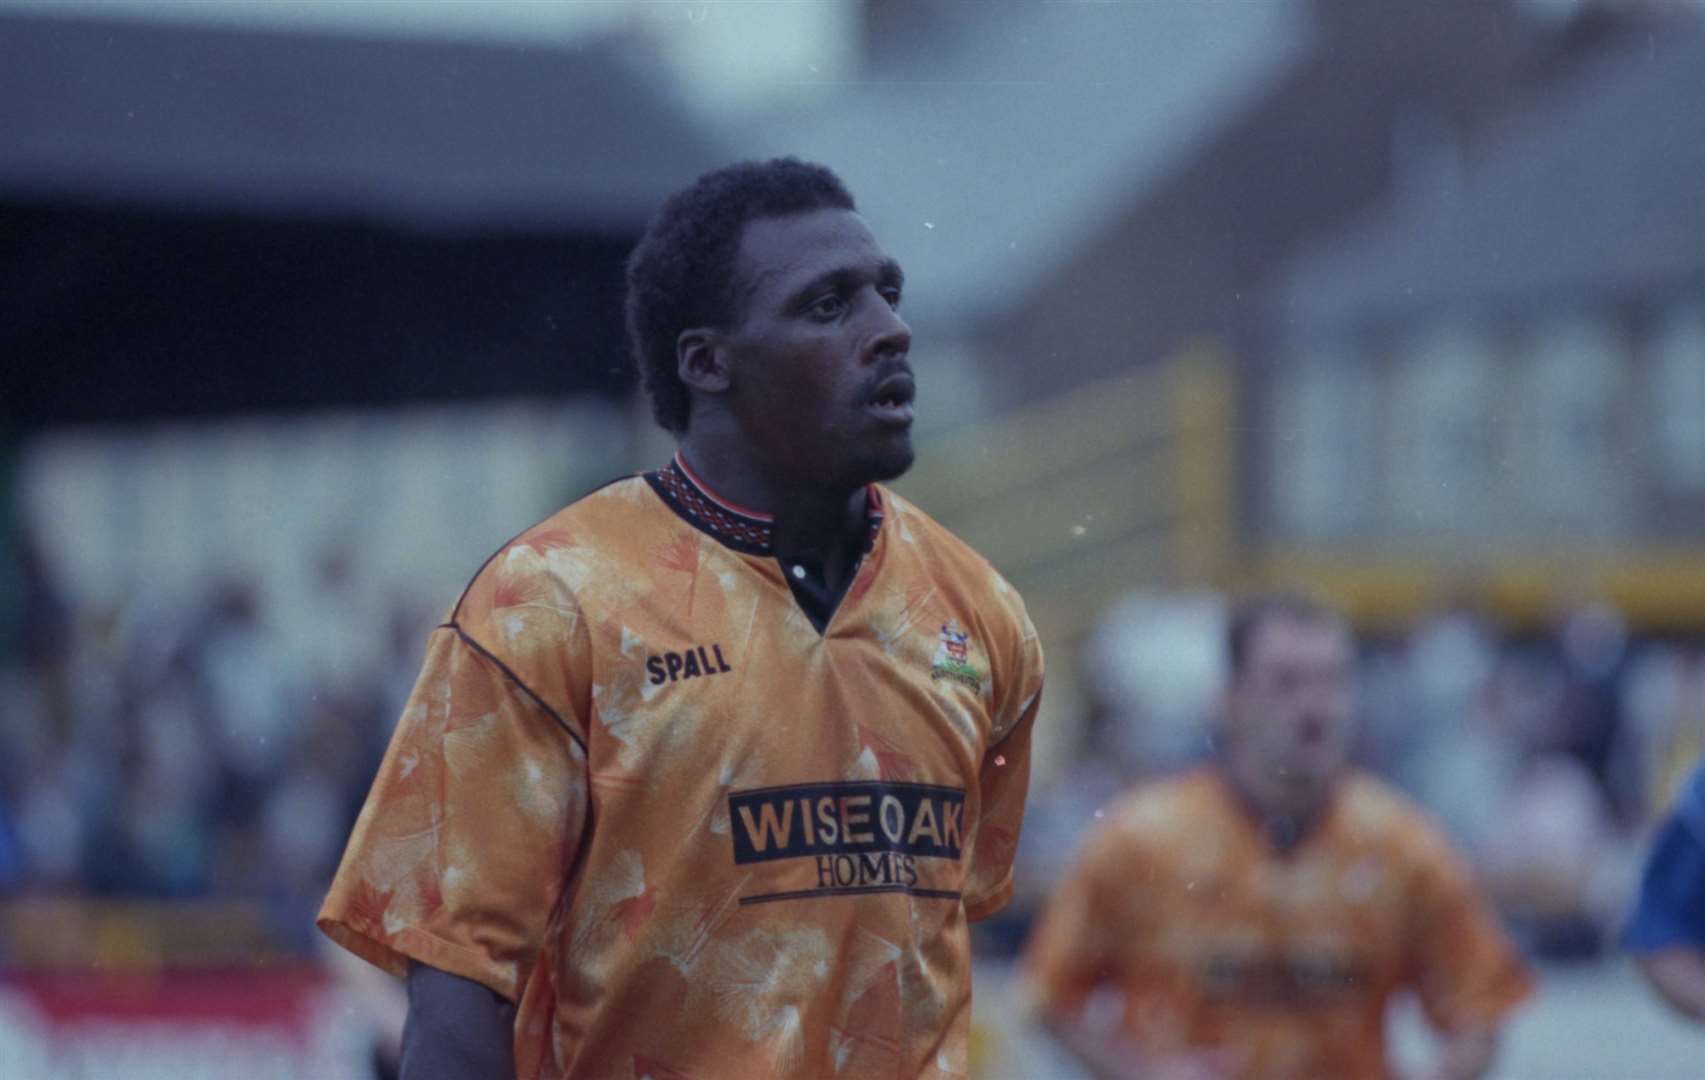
xmin=1226 ymin=614 xmax=1355 ymax=814
xmin=722 ymin=208 xmax=915 ymax=492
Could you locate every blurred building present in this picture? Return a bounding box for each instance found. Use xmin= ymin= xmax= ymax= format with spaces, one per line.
xmin=8 ymin=0 xmax=1692 ymax=712
xmin=0 ymin=8 xmax=733 ymax=429
xmin=1263 ymin=16 xmax=1705 ymax=634
xmin=0 ymin=3 xmax=743 ymax=647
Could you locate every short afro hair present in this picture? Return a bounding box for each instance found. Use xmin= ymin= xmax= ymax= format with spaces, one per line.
xmin=624 ymin=158 xmax=857 ymax=433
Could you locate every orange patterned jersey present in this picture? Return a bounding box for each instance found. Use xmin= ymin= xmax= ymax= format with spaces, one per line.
xmin=1022 ymin=768 xmax=1531 ymax=1080
xmin=319 ymin=455 xmax=1044 ymax=1079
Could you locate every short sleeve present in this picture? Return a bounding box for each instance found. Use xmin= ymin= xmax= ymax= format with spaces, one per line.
xmin=318 ymin=626 xmax=589 ymax=1002
xmin=962 ymin=611 xmax=1045 ymax=921
xmin=1406 ymin=826 xmax=1534 ymax=1033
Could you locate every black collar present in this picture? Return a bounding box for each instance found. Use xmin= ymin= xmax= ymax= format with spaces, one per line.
xmin=644 ymin=452 xmax=884 ymax=558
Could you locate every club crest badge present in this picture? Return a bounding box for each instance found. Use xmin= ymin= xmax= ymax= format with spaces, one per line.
xmin=931 ymin=620 xmax=982 ymax=689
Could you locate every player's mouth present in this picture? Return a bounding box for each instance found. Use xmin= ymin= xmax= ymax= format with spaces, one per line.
xmin=865 ymin=372 xmax=916 ymax=426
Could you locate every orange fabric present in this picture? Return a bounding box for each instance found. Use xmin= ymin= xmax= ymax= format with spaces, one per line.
xmin=1023 ymin=768 xmax=1532 ymax=1080
xmin=320 ymin=467 xmax=1044 ymax=1079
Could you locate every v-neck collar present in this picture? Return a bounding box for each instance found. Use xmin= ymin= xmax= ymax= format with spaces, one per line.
xmin=644 ymin=453 xmax=886 ymax=634
xmin=644 ymin=452 xmax=884 ymax=558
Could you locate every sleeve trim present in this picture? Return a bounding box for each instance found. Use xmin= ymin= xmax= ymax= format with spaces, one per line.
xmin=990 ymin=683 xmax=1042 ymax=750
xmin=964 ymin=874 xmax=1015 ymax=923
xmin=317 ymin=915 xmax=522 ymax=1003
xmin=447 ymin=622 xmax=588 ymax=755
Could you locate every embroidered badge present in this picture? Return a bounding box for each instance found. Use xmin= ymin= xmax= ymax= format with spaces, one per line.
xmin=930 ymin=620 xmax=982 ymax=689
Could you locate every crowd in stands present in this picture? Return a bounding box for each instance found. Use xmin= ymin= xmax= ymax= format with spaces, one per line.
xmin=0 ymin=531 xmax=438 ymax=955
xmin=3 ymin=529 xmax=1701 ymax=966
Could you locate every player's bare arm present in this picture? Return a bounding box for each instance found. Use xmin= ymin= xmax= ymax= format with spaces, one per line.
xmin=400 ymin=962 xmax=516 ymax=1080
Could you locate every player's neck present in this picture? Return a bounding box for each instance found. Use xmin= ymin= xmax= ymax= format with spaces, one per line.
xmin=1217 ymin=755 xmax=1337 ymax=854
xmin=675 ymin=438 xmax=868 ymax=562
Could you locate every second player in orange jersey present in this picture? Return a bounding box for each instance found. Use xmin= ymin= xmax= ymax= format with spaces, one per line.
xmin=1023 ymin=594 xmax=1528 ymax=1080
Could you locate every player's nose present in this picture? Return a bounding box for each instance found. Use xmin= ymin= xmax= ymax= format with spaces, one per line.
xmin=866 ymin=300 xmax=911 ymax=364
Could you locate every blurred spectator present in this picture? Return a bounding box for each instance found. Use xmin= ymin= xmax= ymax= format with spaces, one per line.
xmin=1622 ymin=760 xmax=1705 ymax=1023
xmin=9 ymin=528 xmax=73 ymax=744
xmin=0 ymin=798 xmax=22 ymax=892
xmin=1620 ymin=642 xmax=1705 ymax=827
xmin=1395 ymin=604 xmax=1514 ymax=858
xmin=1082 ymin=590 xmax=1225 ymax=773
xmin=0 ymin=538 xmax=441 ymax=958
xmin=13 ymin=754 xmax=90 ymax=892
xmin=1479 ymin=752 xmax=1620 ymax=961
xmin=195 ymin=579 xmax=295 ymax=799
xmin=303 ymin=542 xmax=386 ymax=704
xmin=83 ymin=672 xmax=217 ymax=896
xmin=1554 ymin=602 xmax=1634 ymax=821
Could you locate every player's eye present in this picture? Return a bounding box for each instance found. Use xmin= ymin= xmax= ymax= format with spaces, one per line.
xmin=880 ymin=286 xmax=902 ymax=309
xmin=808 ymin=294 xmax=846 ymax=319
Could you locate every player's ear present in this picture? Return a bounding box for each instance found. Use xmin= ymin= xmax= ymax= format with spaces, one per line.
xmin=677 ymin=328 xmax=731 ymax=395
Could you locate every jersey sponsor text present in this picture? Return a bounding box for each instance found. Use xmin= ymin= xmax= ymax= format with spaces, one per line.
xmin=645 ymin=644 xmax=733 ymax=684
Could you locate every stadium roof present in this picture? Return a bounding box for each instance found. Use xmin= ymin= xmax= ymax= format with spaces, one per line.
xmin=0 ymin=12 xmax=729 ymax=230
xmin=745 ymin=0 xmax=1311 ymax=334
xmin=1276 ymin=24 xmax=1705 ymax=333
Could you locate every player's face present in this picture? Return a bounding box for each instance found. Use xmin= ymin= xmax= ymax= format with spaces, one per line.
xmin=722 ymin=208 xmax=915 ymax=492
xmin=1227 ymin=615 xmax=1356 ymax=810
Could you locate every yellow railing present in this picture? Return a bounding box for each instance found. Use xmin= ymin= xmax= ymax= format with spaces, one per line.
xmin=1253 ymin=549 xmax=1705 ymax=635
xmin=898 ymin=342 xmax=1236 ymax=651
xmin=902 ymin=337 xmax=1705 ymax=663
